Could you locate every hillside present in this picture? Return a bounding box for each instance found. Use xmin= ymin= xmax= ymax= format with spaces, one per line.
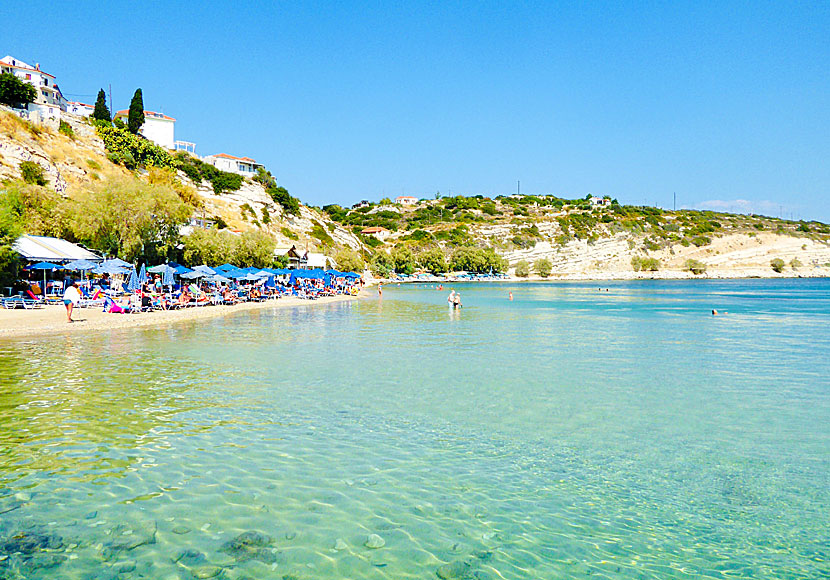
xmin=2 ymin=107 xmax=829 ymax=279
xmin=325 ymin=196 xmax=830 ymax=278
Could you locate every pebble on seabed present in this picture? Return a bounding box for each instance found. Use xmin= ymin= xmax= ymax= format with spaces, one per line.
xmin=334 ymin=538 xmax=348 ymax=551
xmin=364 ymin=534 xmax=385 ymax=549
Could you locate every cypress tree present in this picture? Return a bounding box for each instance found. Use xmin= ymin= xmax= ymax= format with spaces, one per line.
xmin=92 ymin=88 xmax=111 ymax=121
xmin=127 ymin=88 xmax=144 ymax=134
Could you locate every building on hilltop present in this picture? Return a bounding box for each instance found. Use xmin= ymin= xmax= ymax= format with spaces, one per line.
xmin=204 ymin=153 xmax=263 ymax=176
xmin=361 ymin=226 xmax=391 ymax=240
xmin=0 ymin=56 xmax=67 ymax=121
xmin=66 ymin=101 xmax=94 ymax=117
xmin=113 ymin=109 xmax=176 ymax=149
xmin=395 ymin=195 xmax=418 ymax=206
xmin=589 ymin=196 xmax=611 ymax=207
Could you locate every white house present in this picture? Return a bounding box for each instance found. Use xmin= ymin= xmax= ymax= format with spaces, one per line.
xmin=66 ymin=101 xmax=94 ymax=117
xmin=0 ymin=56 xmax=66 ymax=120
xmin=114 ymin=109 xmax=176 ymax=149
xmin=589 ymin=196 xmax=611 ymax=207
xmin=396 ymin=195 xmax=418 ymax=206
xmin=204 ymin=153 xmax=263 ymax=176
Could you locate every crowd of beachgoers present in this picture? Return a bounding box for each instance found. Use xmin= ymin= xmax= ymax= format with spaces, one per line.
xmin=6 ymin=259 xmax=363 ymax=323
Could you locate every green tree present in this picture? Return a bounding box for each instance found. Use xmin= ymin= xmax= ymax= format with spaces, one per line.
xmin=515 ymin=260 xmax=530 ymax=277
xmin=334 ymin=247 xmax=364 ymax=273
xmin=127 ymin=88 xmax=145 ymax=134
xmin=233 ymin=230 xmax=276 ymax=268
xmin=369 ymin=251 xmax=394 ymax=277
xmin=92 ymin=88 xmax=111 ymax=122
xmin=182 ymin=228 xmax=235 ymax=266
xmin=0 ymin=73 xmax=37 ymax=107
xmin=69 ymin=176 xmax=191 ymax=262
xmin=534 ymin=258 xmax=552 ymax=277
xmin=417 ymin=246 xmax=447 ymax=274
xmin=391 ymin=245 xmax=416 ymax=274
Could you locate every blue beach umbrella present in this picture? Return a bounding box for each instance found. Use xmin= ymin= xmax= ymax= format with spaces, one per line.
xmin=161 ymin=265 xmax=175 ymax=288
xmin=126 ymin=265 xmax=140 ymax=293
xmin=138 ymin=264 xmax=147 ymax=285
xmin=193 ymin=265 xmax=216 ymax=276
xmin=26 ymin=261 xmax=63 ymax=295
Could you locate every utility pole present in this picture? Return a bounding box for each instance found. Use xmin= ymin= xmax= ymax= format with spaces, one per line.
xmin=517 ymin=180 xmax=520 ymax=196
xmin=108 ymin=84 xmax=113 ymax=118
xmin=673 ymin=192 xmax=676 ymax=211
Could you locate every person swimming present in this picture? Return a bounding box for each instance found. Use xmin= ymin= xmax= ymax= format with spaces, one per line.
xmin=509 ymin=292 xmax=513 ymax=301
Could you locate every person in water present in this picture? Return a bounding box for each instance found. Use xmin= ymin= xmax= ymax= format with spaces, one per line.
xmin=378 ymin=283 xmax=383 ymax=297
xmin=453 ymin=292 xmax=462 ymax=308
xmin=509 ymin=292 xmax=513 ymax=301
xmin=447 ymin=289 xmax=455 ymax=305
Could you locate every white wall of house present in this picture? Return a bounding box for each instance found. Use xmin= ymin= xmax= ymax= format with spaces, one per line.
xmin=66 ymin=102 xmax=94 ymax=117
xmin=204 ymin=154 xmax=262 ymax=176
xmin=141 ymin=116 xmax=175 ymax=149
xmin=114 ymin=110 xmax=176 ymax=149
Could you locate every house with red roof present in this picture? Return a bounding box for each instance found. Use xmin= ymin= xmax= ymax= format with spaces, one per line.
xmin=203 ymin=153 xmax=263 ymax=176
xmin=113 ymin=109 xmax=176 ymax=149
xmin=66 ymin=101 xmax=94 ymax=117
xmin=0 ymin=56 xmax=66 ymax=121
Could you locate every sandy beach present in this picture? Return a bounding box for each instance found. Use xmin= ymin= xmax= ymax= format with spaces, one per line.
xmin=0 ymin=294 xmax=358 ymax=341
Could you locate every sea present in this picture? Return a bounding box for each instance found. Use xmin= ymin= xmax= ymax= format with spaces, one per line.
xmin=0 ymin=279 xmax=828 ymax=579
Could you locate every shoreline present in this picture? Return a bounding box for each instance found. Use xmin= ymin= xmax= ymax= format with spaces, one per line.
xmin=376 ymin=268 xmax=830 ymax=285
xmin=0 ymin=293 xmax=360 ymax=341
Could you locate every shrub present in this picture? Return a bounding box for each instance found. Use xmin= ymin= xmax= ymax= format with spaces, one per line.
xmin=86 ymin=158 xmax=101 ymax=170
xmin=770 ymin=258 xmax=785 ymax=273
xmin=797 ymin=223 xmax=810 ymax=232
xmin=515 ymin=260 xmax=530 ymax=277
xmin=684 ymin=259 xmax=707 ymax=275
xmin=19 ymin=161 xmax=47 ymax=186
xmin=631 ymin=256 xmax=660 ymax=271
xmin=311 ymin=222 xmax=334 ymax=246
xmin=280 ymin=226 xmax=298 ymax=240
xmin=58 ymin=120 xmax=75 ymax=139
xmin=96 ymin=123 xmax=177 ymax=170
xmin=690 ymin=236 xmax=711 ymax=247
xmin=534 ymin=258 xmax=552 ymax=277
xmin=790 ymin=258 xmax=802 ymax=269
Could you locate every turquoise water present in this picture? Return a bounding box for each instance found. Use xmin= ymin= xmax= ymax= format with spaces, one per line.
xmin=0 ymin=280 xmax=828 ymax=579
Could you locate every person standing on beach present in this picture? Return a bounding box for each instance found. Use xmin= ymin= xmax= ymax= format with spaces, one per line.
xmin=62 ymin=281 xmax=81 ymax=323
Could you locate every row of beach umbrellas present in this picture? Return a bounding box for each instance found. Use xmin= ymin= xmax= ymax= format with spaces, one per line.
xmin=26 ymin=259 xmax=361 ymax=294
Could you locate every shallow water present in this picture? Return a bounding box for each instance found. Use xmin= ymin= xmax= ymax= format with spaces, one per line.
xmin=0 ymin=280 xmax=828 ymax=579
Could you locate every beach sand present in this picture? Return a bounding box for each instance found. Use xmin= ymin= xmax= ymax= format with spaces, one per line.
xmin=0 ymin=294 xmax=358 ymax=341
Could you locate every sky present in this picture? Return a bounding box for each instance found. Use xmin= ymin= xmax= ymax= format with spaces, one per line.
xmin=4 ymin=1 xmax=829 ymax=221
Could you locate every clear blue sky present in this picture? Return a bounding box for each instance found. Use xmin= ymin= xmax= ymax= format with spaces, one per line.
xmin=5 ymin=1 xmax=829 ymax=221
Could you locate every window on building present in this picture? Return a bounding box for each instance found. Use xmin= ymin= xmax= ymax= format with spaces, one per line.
xmin=25 ymin=74 xmax=31 ymax=80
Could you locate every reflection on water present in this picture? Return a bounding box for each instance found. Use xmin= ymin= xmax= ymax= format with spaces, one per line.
xmin=0 ymin=280 xmax=828 ymax=579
